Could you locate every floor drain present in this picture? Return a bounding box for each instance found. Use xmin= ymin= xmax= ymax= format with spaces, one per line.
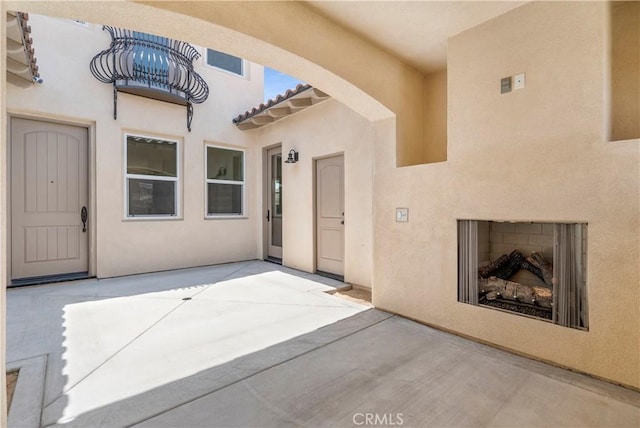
xmin=182 ymin=297 xmax=192 ymax=301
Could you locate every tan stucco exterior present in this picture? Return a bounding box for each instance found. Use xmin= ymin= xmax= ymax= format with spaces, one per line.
xmin=1 ymin=4 xmax=639 ymax=423
xmin=5 ymin=14 xmax=265 ymax=278
xmin=256 ymin=99 xmax=374 ymax=288
xmin=373 ymin=1 xmax=639 ymax=389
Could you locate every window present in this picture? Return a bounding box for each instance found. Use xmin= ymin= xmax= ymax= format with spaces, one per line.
xmin=205 ymin=49 xmax=244 ymax=76
xmin=125 ymin=135 xmax=179 ymax=217
xmin=206 ymin=146 xmax=245 ymax=216
xmin=132 ymin=32 xmax=170 ymax=90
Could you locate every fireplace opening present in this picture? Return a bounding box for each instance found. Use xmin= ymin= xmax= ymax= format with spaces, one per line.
xmin=458 ymin=220 xmax=588 ymax=330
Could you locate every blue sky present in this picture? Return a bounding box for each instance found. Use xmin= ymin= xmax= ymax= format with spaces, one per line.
xmin=263 ymin=67 xmax=305 ymax=102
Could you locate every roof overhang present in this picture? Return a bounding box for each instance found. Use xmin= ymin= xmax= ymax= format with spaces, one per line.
xmin=233 ymin=84 xmax=330 ymax=131
xmin=6 ymin=11 xmax=40 ymax=88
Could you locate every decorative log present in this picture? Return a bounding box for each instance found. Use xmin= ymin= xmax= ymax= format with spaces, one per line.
xmin=527 ymin=252 xmax=553 ymax=288
xmin=479 ymin=277 xmax=552 ymax=308
xmin=491 ymin=250 xmax=526 ymax=280
xmin=478 ymin=254 xmax=509 ymax=278
xmin=519 ymin=259 xmax=545 ymax=283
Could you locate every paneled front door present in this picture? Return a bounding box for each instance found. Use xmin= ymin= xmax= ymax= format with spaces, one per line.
xmin=316 ymin=155 xmax=344 ymax=276
xmin=11 ymin=118 xmax=89 ymax=281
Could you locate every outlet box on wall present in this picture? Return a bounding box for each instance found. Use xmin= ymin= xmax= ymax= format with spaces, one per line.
xmin=514 ymin=72 xmax=526 ymax=90
xmin=396 ymin=208 xmax=409 ymax=222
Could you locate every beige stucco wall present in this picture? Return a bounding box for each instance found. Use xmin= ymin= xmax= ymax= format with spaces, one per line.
xmin=373 ymin=1 xmax=640 ymax=389
xmin=6 ymin=15 xmax=264 ymax=278
xmin=256 ymin=99 xmax=374 ymax=288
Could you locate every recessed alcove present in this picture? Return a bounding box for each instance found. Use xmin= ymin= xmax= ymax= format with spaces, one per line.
xmin=609 ymin=1 xmax=640 ymax=142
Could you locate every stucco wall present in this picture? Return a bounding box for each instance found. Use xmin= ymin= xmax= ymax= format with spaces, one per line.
xmin=6 ymin=15 xmax=264 ymax=278
xmin=256 ymin=99 xmax=374 ymax=288
xmin=373 ymin=1 xmax=640 ymax=388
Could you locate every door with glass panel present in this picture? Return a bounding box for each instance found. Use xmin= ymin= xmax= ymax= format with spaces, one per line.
xmin=266 ymin=147 xmax=283 ymax=259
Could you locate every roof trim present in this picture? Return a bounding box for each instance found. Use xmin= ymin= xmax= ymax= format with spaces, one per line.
xmin=6 ymin=11 xmax=40 ymax=87
xmin=233 ymin=84 xmax=330 ymax=130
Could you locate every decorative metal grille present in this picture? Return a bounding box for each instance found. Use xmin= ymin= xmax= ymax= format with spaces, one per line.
xmin=90 ymin=27 xmax=209 ymax=131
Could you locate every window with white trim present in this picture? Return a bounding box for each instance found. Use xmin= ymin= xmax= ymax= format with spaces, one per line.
xmin=125 ymin=134 xmax=179 ymax=217
xmin=205 ymin=48 xmax=245 ymax=77
xmin=206 ymin=146 xmax=245 ymax=216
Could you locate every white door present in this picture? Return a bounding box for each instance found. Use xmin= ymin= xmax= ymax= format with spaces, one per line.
xmin=266 ymin=147 xmax=283 ymax=259
xmin=316 ymin=155 xmax=344 ymax=276
xmin=11 ymin=118 xmax=89 ymax=280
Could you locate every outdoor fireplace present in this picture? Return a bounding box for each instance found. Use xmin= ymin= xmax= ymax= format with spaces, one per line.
xmin=458 ymin=220 xmax=588 ymax=330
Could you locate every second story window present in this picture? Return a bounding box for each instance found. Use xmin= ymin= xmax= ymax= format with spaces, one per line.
xmin=90 ymin=27 xmax=209 ymax=131
xmin=206 ymin=49 xmax=245 ymax=77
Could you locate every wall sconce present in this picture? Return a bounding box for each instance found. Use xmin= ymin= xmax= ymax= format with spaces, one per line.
xmin=284 ymin=149 xmax=299 ymax=164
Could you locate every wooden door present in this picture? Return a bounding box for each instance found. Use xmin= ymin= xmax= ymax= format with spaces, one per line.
xmin=11 ymin=118 xmax=89 ymax=280
xmin=316 ymin=155 xmax=344 ymax=276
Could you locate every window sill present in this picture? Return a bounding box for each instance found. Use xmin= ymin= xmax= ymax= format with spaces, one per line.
xmin=205 ymin=215 xmax=248 ymax=220
xmin=122 ymin=216 xmax=183 ymax=222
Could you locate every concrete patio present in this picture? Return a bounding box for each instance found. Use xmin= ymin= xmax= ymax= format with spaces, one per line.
xmin=7 ymin=261 xmax=640 ymax=427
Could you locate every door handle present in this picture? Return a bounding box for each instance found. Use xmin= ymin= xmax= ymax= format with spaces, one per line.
xmin=266 ymin=209 xmax=270 ymax=222
xmin=81 ymin=206 xmax=88 ymax=233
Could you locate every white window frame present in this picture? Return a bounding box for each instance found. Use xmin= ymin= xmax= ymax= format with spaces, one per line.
xmin=205 ymin=144 xmax=246 ymax=218
xmin=123 ymin=133 xmax=181 ymax=220
xmin=203 ymin=48 xmax=248 ymax=79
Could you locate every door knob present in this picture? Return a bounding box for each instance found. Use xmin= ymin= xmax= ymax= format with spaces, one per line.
xmin=81 ymin=206 xmax=88 ymax=233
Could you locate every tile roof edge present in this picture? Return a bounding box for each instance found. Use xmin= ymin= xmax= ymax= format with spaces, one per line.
xmin=233 ymin=83 xmax=313 ymax=124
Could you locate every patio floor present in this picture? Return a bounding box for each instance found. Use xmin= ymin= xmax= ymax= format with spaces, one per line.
xmin=7 ymin=260 xmax=640 ymax=427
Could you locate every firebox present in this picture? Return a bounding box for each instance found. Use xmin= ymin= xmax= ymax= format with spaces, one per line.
xmin=458 ymin=220 xmax=588 ymax=330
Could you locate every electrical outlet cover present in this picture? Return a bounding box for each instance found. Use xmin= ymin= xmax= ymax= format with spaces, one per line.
xmin=514 ymin=73 xmax=525 ymax=90
xmin=396 ymin=208 xmax=408 ymax=222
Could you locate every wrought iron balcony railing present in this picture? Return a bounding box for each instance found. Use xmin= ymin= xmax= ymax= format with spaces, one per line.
xmin=90 ymin=27 xmax=209 ymax=131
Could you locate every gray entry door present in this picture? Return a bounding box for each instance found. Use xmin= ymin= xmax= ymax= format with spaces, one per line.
xmin=267 ymin=147 xmax=283 ymax=259
xmin=316 ymin=155 xmax=344 ymax=276
xmin=11 ymin=118 xmax=89 ymax=280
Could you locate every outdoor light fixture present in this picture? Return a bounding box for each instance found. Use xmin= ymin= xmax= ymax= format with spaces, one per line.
xmin=284 ymin=149 xmax=299 ymax=164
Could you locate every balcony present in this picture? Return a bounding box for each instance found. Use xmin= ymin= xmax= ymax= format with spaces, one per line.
xmin=90 ymin=27 xmax=209 ymax=131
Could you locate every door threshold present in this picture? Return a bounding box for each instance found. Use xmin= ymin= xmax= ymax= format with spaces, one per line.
xmin=10 ymin=272 xmax=90 ymax=287
xmin=265 ymin=257 xmax=283 ymax=265
xmin=316 ymin=270 xmax=344 ymax=282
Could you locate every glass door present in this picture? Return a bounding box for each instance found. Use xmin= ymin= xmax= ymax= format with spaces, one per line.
xmin=267 ymin=147 xmax=283 ymax=259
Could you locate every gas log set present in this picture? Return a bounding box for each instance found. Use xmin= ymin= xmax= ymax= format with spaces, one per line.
xmin=478 ymin=250 xmax=553 ymax=318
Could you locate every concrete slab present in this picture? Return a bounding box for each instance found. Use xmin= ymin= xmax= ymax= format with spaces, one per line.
xmin=7 ymin=260 xmax=639 ymax=428
xmin=136 ymin=317 xmax=640 ymax=428
xmin=7 ymin=261 xmax=369 ymax=427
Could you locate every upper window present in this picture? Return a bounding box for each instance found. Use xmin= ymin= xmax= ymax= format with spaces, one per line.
xmin=206 ymin=146 xmax=245 ymax=217
xmin=125 ymin=135 xmax=179 ymax=218
xmin=205 ymin=49 xmax=244 ymax=77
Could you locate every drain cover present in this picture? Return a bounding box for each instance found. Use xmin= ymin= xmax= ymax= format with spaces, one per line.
xmin=182 ymin=297 xmax=192 ymax=301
